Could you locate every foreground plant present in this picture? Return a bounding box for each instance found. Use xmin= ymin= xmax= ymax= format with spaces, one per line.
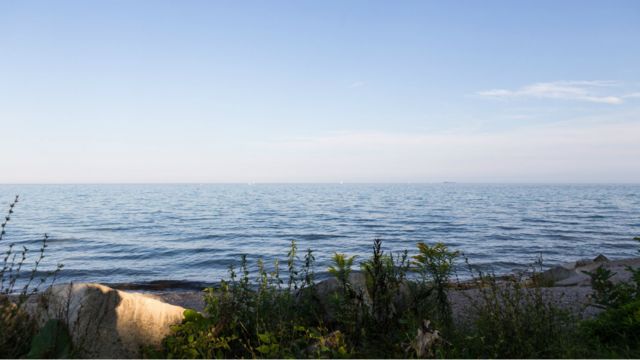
xmin=580 ymin=236 xmax=640 ymax=357
xmin=450 ymin=264 xmax=580 ymax=358
xmin=162 ymin=241 xmax=338 ymax=358
xmin=412 ymin=242 xmax=459 ymax=329
xmin=0 ymin=196 xmax=64 ymax=358
xmin=161 ymin=240 xmax=461 ymax=358
xmin=160 ymin=236 xmax=640 ymax=359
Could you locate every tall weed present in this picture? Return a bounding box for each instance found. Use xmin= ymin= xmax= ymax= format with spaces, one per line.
xmin=0 ymin=196 xmax=62 ymax=358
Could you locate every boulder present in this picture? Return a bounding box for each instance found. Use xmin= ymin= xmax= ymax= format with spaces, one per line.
xmin=314 ymin=272 xmax=368 ymax=301
xmin=575 ymin=258 xmax=593 ymax=267
xmin=312 ymin=272 xmax=370 ymax=322
xmin=311 ymin=272 xmax=411 ymax=323
xmin=27 ymin=283 xmax=185 ymax=358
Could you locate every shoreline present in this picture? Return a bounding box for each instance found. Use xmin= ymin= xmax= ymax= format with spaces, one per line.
xmin=100 ymin=255 xmax=640 ymax=293
xmin=109 ymin=255 xmax=640 ymax=313
xmin=15 ymin=254 xmax=639 ymax=358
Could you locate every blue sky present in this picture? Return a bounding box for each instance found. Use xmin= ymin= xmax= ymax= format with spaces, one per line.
xmin=1 ymin=0 xmax=639 ymax=183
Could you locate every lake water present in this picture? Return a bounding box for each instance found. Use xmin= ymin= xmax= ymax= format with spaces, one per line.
xmin=1 ymin=184 xmax=639 ymax=287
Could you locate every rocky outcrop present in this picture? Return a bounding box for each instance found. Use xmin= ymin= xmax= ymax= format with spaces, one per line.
xmin=27 ymin=283 xmax=185 ymax=358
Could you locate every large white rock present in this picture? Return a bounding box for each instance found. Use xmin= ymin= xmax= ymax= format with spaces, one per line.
xmin=28 ymin=283 xmax=185 ymax=358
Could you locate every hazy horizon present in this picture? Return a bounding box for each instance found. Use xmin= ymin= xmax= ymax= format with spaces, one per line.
xmin=2 ymin=0 xmax=639 ymax=183
xmin=2 ymin=181 xmax=640 ymax=185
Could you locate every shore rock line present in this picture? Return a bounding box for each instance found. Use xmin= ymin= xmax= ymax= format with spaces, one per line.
xmin=538 ymin=255 xmax=640 ymax=286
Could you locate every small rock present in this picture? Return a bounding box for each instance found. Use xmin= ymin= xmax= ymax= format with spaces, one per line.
xmin=409 ymin=320 xmax=446 ymax=358
xmin=593 ymin=254 xmax=609 ymax=263
xmin=575 ymin=259 xmax=593 ymax=267
xmin=538 ymin=265 xmax=576 ymax=284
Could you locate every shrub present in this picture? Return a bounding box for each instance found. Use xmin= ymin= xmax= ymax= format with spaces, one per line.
xmin=411 ymin=242 xmax=459 ymax=329
xmin=160 ymin=239 xmax=461 ymax=359
xmin=357 ymin=239 xmax=411 ymax=356
xmin=326 ymin=251 xmax=362 ymax=349
xmin=361 ymin=239 xmax=409 ymax=326
xmin=162 ymin=241 xmax=340 ymax=358
xmin=579 ymin=236 xmax=640 ymax=357
xmin=448 ymin=262 xmax=581 ymax=359
xmin=327 ymin=252 xmax=356 ymax=294
xmin=581 ymin=298 xmax=640 ymax=357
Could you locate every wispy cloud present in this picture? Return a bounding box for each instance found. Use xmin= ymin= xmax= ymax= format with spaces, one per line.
xmin=348 ymin=81 xmax=366 ymax=88
xmin=477 ymin=80 xmax=625 ymax=104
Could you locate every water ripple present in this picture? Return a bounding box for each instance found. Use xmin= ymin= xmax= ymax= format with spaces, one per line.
xmin=0 ymin=183 xmax=638 ymax=285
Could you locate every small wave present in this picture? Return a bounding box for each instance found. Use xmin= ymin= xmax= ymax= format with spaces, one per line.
xmin=361 ymin=223 xmax=388 ymax=229
xmin=294 ymin=233 xmax=348 ymax=241
xmin=541 ymin=233 xmax=577 ymax=241
xmin=496 ymin=225 xmax=520 ymax=231
xmin=108 ymin=280 xmax=215 ymax=291
xmin=180 ymin=234 xmax=225 ymax=241
xmin=86 ymin=246 xmax=188 ymax=260
xmin=396 ymin=219 xmax=453 ymax=226
xmin=485 ymin=234 xmax=517 ymax=241
xmin=431 ymin=226 xmax=470 ymax=233
xmin=521 ymin=218 xmax=581 ymax=225
xmin=9 ymin=267 xmax=161 ymax=283
xmin=583 ymin=214 xmax=607 ymax=220
xmin=86 ymin=225 xmax=156 ymax=232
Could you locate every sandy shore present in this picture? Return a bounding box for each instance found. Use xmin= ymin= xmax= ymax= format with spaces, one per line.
xmin=139 ymin=282 xmax=599 ymax=320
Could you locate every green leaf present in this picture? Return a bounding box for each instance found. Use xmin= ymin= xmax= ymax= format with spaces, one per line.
xmin=256 ymin=344 xmax=271 ymax=354
xmin=183 ymin=309 xmax=201 ymax=322
xmin=294 ymin=325 xmax=306 ymax=332
xmin=258 ymin=332 xmax=272 ymax=344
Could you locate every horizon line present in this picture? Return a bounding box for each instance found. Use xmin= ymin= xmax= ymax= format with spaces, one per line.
xmin=1 ymin=181 xmax=640 ymax=186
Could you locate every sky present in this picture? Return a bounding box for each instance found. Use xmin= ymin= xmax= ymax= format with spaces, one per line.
xmin=1 ymin=0 xmax=639 ymax=183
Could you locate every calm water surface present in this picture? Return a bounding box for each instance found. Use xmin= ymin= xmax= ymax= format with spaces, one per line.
xmin=1 ymin=184 xmax=639 ymax=285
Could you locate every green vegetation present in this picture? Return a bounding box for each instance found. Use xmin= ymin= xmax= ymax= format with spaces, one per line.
xmin=158 ymin=237 xmax=640 ymax=359
xmin=448 ymin=262 xmax=580 ymax=358
xmin=579 ymin=236 xmax=640 ymax=357
xmin=412 ymin=242 xmax=458 ymax=329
